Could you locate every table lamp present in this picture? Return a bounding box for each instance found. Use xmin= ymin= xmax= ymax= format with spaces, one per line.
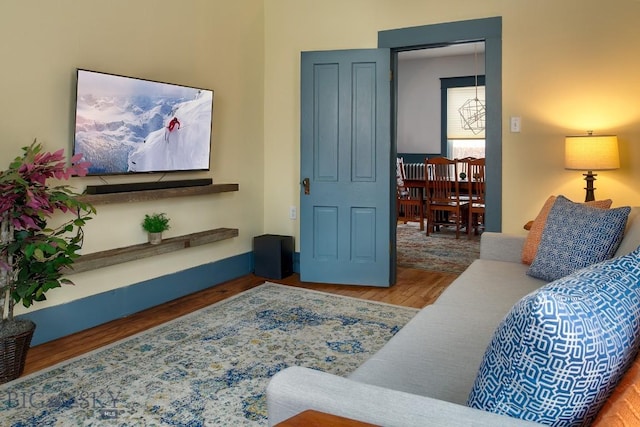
xmin=565 ymin=131 xmax=619 ymax=202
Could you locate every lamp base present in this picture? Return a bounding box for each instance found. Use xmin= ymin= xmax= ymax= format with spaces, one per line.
xmin=583 ymin=170 xmax=596 ymax=202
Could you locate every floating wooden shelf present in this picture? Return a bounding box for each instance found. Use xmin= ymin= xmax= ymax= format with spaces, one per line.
xmin=77 ymin=183 xmax=239 ymax=206
xmin=68 ymin=228 xmax=239 ymax=274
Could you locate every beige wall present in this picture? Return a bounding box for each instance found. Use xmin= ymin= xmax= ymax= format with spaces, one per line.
xmin=263 ymin=0 xmax=640 ymax=241
xmin=1 ymin=0 xmax=265 ymax=314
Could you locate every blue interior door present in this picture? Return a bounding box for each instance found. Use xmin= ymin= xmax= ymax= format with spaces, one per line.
xmin=300 ymin=49 xmax=392 ymax=286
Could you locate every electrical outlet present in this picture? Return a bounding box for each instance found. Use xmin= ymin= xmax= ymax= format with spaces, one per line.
xmin=289 ymin=206 xmax=297 ymax=220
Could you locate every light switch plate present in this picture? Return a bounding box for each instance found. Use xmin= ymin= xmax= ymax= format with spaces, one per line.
xmin=510 ymin=116 xmax=521 ymax=133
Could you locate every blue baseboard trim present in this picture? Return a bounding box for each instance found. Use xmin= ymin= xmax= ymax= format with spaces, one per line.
xmin=19 ymin=252 xmax=253 ymax=346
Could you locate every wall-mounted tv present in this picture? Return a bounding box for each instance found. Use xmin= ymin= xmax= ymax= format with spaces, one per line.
xmin=73 ymin=69 xmax=214 ymax=176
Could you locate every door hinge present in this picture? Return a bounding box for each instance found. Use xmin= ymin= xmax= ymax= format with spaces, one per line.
xmin=389 ymin=70 xmax=393 ymax=81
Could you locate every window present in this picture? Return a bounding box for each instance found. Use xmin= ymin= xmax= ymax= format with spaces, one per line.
xmin=441 ymin=76 xmax=486 ymax=159
xmin=447 ymin=86 xmax=486 ymax=139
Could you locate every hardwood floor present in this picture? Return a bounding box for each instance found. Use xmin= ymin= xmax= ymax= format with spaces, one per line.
xmin=22 ymin=267 xmax=457 ymax=377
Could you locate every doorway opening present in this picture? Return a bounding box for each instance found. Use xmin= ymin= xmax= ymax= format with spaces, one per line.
xmin=380 ymin=17 xmax=502 ymax=280
xmin=395 ymin=42 xmax=485 ymax=274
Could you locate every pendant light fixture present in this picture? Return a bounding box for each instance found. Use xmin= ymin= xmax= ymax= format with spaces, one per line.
xmin=458 ymin=43 xmax=486 ymax=135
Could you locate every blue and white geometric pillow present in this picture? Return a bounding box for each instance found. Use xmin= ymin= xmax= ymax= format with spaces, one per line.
xmin=468 ymin=247 xmax=640 ymax=426
xmin=527 ymin=195 xmax=630 ymax=282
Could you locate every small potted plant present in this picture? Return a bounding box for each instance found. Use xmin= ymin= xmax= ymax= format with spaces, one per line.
xmin=0 ymin=141 xmax=95 ymax=383
xmin=142 ymin=213 xmax=170 ymax=244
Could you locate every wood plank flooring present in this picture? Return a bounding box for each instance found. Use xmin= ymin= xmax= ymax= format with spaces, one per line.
xmin=22 ymin=267 xmax=457 ymax=377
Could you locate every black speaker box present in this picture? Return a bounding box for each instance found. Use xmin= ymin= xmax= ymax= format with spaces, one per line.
xmin=85 ymin=178 xmax=213 ymax=194
xmin=253 ymin=234 xmax=294 ymax=279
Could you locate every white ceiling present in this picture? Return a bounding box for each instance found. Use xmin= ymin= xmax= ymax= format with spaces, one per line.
xmin=398 ymin=42 xmax=484 ymax=61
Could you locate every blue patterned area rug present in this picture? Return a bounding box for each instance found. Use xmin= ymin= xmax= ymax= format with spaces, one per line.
xmin=397 ymin=222 xmax=480 ymax=274
xmin=0 ymin=283 xmax=417 ymax=426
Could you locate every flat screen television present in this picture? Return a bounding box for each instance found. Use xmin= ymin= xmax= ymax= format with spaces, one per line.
xmin=73 ymin=69 xmax=214 ymax=176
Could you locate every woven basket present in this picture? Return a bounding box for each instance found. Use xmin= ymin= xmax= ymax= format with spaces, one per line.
xmin=0 ymin=320 xmax=36 ymax=384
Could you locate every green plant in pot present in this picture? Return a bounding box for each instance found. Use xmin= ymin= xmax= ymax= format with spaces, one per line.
xmin=0 ymin=141 xmax=95 ymax=383
xmin=142 ymin=213 xmax=170 ymax=244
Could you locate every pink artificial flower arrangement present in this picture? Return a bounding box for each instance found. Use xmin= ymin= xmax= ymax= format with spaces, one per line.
xmin=0 ymin=142 xmax=91 ymax=232
xmin=0 ymin=141 xmax=95 ymax=321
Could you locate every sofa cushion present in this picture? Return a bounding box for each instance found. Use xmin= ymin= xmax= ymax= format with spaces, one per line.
xmin=521 ymin=196 xmax=612 ymax=265
xmin=468 ymin=248 xmax=640 ymax=426
xmin=349 ymin=259 xmax=543 ymax=406
xmin=527 ymin=195 xmax=629 ymax=281
xmin=435 ymin=259 xmax=544 ymax=312
xmin=592 ymin=351 xmax=640 ymax=426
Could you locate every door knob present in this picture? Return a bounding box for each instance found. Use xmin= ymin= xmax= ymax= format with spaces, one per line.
xmin=302 ymin=178 xmax=310 ymax=195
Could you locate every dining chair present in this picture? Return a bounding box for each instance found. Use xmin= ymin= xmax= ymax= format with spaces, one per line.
xmin=425 ymin=157 xmax=468 ymax=239
xmin=396 ymin=157 xmax=424 ymax=230
xmin=467 ymin=157 xmax=486 ymax=238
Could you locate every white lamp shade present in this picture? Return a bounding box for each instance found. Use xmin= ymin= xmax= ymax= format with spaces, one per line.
xmin=565 ymin=134 xmax=620 ymax=171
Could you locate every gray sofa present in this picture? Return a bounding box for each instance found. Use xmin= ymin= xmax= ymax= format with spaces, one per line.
xmin=266 ymin=207 xmax=640 ymax=426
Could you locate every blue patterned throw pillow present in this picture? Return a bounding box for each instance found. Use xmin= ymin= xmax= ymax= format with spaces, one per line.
xmin=527 ymin=195 xmax=630 ymax=282
xmin=468 ymin=248 xmax=640 ymax=426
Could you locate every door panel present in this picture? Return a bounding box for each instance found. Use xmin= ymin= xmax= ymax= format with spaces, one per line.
xmin=300 ymin=49 xmax=391 ymax=286
xmin=351 ymin=207 xmax=376 ymax=262
xmin=313 ymin=206 xmax=338 ymax=261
